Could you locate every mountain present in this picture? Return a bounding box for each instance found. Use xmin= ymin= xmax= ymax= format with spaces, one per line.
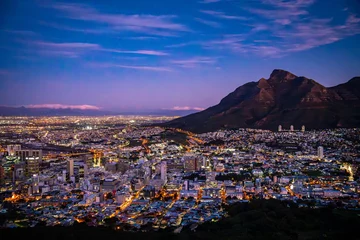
xmin=163 ymin=69 xmax=360 ymax=133
xmin=0 ymin=106 xmax=113 ymax=116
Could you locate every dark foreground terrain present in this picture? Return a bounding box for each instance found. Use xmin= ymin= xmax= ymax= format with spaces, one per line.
xmin=2 ymin=199 xmax=359 ymax=240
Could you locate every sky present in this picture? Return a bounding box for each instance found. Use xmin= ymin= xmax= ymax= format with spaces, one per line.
xmin=0 ymin=0 xmax=360 ymax=112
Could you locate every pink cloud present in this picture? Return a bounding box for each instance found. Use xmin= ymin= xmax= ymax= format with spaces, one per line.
xmin=168 ymin=106 xmax=205 ymax=111
xmin=27 ymin=104 xmax=100 ymax=110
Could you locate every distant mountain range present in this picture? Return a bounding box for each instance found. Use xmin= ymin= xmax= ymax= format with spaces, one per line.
xmin=0 ymin=106 xmax=199 ymax=117
xmin=163 ymin=69 xmax=360 ymax=133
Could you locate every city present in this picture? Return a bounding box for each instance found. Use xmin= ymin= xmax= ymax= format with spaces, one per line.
xmin=1 ymin=0 xmax=360 ymax=239
xmin=1 ymin=116 xmax=359 ymax=232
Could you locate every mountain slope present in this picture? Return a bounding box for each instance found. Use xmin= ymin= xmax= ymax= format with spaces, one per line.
xmin=163 ymin=69 xmax=360 ymax=132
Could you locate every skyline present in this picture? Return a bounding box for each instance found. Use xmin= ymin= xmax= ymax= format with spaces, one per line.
xmin=1 ymin=0 xmax=360 ymax=111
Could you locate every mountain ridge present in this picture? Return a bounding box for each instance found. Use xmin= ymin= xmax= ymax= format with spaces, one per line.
xmin=162 ymin=69 xmax=360 ymax=132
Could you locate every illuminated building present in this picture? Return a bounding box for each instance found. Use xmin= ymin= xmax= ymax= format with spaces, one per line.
xmin=161 ymin=161 xmax=167 ymax=183
xmin=15 ymin=150 xmax=42 ymax=176
xmin=0 ymin=165 xmax=4 ymax=184
xmin=301 ymin=125 xmax=305 ymax=132
xmin=183 ymin=155 xmax=202 ymax=172
xmin=67 ymin=159 xmax=74 ymax=177
xmin=7 ymin=144 xmax=21 ymax=156
xmin=278 ymin=125 xmax=282 ymax=132
xmin=102 ymin=178 xmax=120 ymax=192
xmin=290 ymin=125 xmax=294 ymax=131
xmin=317 ymin=146 xmax=324 ymax=159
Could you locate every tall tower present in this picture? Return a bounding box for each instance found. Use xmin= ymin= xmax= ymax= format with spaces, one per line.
xmin=15 ymin=150 xmax=42 ymax=176
xmin=301 ymin=125 xmax=305 ymax=132
xmin=278 ymin=125 xmax=282 ymax=132
xmin=7 ymin=145 xmax=21 ymax=156
xmin=317 ymin=146 xmax=324 ymax=159
xmin=290 ymin=125 xmax=294 ymax=131
xmin=161 ymin=161 xmax=167 ymax=183
xmin=67 ymin=159 xmax=74 ymax=177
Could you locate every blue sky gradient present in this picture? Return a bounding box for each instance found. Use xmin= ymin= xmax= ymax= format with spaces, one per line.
xmin=0 ymin=0 xmax=360 ymax=111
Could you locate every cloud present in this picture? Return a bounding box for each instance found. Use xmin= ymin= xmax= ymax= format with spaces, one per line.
xmin=194 ymin=18 xmax=221 ymax=28
xmin=27 ymin=104 xmax=100 ymax=110
xmin=20 ymin=40 xmax=100 ymax=58
xmin=199 ymin=0 xmax=222 ymax=3
xmin=31 ymin=41 xmax=100 ymax=49
xmin=126 ymin=36 xmax=159 ymax=40
xmin=167 ymin=106 xmax=205 ymax=111
xmin=200 ymin=10 xmax=247 ymax=20
xmin=47 ymin=2 xmax=189 ymax=36
xmin=198 ymin=1 xmax=360 ymax=57
xmin=104 ymin=49 xmax=169 ymax=56
xmin=166 ymin=42 xmax=198 ymax=48
xmin=171 ymin=57 xmax=217 ymax=68
xmin=88 ymin=62 xmax=172 ymax=72
xmin=2 ymin=30 xmax=37 ymax=36
xmin=39 ymin=21 xmax=108 ymax=34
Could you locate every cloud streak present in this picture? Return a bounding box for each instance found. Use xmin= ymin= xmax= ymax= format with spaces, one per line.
xmin=104 ymin=49 xmax=169 ymax=56
xmin=47 ymin=2 xmax=189 ymax=36
xmin=200 ymin=10 xmax=247 ymax=20
xmin=166 ymin=106 xmax=205 ymax=111
xmin=171 ymin=57 xmax=217 ymax=68
xmin=88 ymin=62 xmax=172 ymax=72
xmin=194 ymin=18 xmax=221 ymax=28
xmin=27 ymin=104 xmax=100 ymax=110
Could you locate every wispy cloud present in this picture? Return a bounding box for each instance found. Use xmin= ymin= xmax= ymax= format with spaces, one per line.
xmin=166 ymin=106 xmax=205 ymax=111
xmin=27 ymin=104 xmax=100 ymax=110
xmin=2 ymin=29 xmax=37 ymax=36
xmin=104 ymin=49 xmax=169 ymax=56
xmin=199 ymin=0 xmax=223 ymax=3
xmin=125 ymin=36 xmax=159 ymax=40
xmin=88 ymin=62 xmax=172 ymax=72
xmin=171 ymin=57 xmax=217 ymax=68
xmin=39 ymin=21 xmax=108 ymax=34
xmin=46 ymin=2 xmax=189 ymax=36
xmin=198 ymin=1 xmax=360 ymax=57
xmin=31 ymin=41 xmax=100 ymax=49
xmin=166 ymin=42 xmax=198 ymax=48
xmin=20 ymin=40 xmax=100 ymax=58
xmin=194 ymin=18 xmax=221 ymax=28
xmin=200 ymin=10 xmax=247 ymax=20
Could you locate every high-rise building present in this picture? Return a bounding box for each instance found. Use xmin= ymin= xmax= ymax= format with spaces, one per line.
xmin=278 ymin=125 xmax=282 ymax=132
xmin=7 ymin=145 xmax=21 ymax=156
xmin=290 ymin=125 xmax=294 ymax=131
xmin=301 ymin=125 xmax=305 ymax=132
xmin=67 ymin=159 xmax=74 ymax=177
xmin=15 ymin=150 xmax=42 ymax=176
xmin=317 ymin=146 xmax=324 ymax=159
xmin=0 ymin=165 xmax=4 ymax=184
xmin=183 ymin=155 xmax=202 ymax=172
xmin=161 ymin=161 xmax=167 ymax=183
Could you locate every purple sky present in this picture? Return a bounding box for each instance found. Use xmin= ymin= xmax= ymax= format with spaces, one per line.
xmin=1 ymin=0 xmax=360 ymax=112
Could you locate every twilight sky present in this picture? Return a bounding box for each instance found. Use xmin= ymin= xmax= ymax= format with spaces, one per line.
xmin=1 ymin=0 xmax=360 ymax=112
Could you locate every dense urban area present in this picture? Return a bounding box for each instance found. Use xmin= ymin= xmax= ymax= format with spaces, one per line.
xmin=0 ymin=116 xmax=359 ymax=235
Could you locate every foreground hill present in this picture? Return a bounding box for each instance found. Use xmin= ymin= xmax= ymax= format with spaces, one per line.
xmin=163 ymin=69 xmax=360 ymax=133
xmin=2 ymin=200 xmax=359 ymax=240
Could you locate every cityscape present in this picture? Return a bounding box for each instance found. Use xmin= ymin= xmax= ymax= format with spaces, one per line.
xmin=0 ymin=116 xmax=359 ymax=233
xmin=1 ymin=0 xmax=360 ymax=239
